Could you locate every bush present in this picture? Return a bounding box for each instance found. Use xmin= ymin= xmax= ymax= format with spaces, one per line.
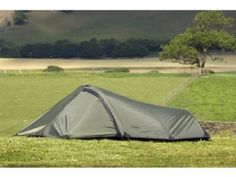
xmin=104 ymin=68 xmax=129 ymax=73
xmin=14 ymin=11 xmax=28 ymax=25
xmin=43 ymin=65 xmax=64 ymax=72
xmin=61 ymin=11 xmax=75 ymax=13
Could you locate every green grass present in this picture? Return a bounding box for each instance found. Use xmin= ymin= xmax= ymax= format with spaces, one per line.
xmin=0 ymin=72 xmax=188 ymax=136
xmin=169 ymin=74 xmax=236 ymax=122
xmin=0 ymin=72 xmax=236 ymax=167
xmin=0 ymin=136 xmax=235 ymax=167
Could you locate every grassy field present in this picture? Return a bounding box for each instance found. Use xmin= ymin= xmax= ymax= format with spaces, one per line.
xmin=0 ymin=72 xmax=235 ymax=167
xmin=0 ymin=72 xmax=188 ymax=136
xmin=169 ymin=74 xmax=236 ymax=122
xmin=0 ymin=136 xmax=235 ymax=167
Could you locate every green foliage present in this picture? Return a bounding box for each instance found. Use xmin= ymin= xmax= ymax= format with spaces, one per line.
xmin=193 ymin=11 xmax=234 ymax=31
xmin=13 ymin=11 xmax=28 ymax=25
xmin=61 ymin=10 xmax=75 ymax=13
xmin=20 ymin=43 xmax=53 ymax=58
xmin=104 ymin=68 xmax=129 ymax=73
xmin=169 ymin=74 xmax=236 ymax=122
xmin=20 ymin=40 xmax=79 ymax=58
xmin=0 ymin=39 xmax=20 ymax=57
xmin=4 ymin=38 xmax=163 ymax=59
xmin=160 ymin=11 xmax=236 ymax=69
xmin=115 ymin=39 xmax=150 ymax=58
xmin=43 ymin=65 xmax=64 ymax=72
xmin=53 ymin=39 xmax=78 ymax=58
xmin=79 ymin=38 xmax=104 ymax=58
xmin=99 ymin=38 xmax=120 ymax=57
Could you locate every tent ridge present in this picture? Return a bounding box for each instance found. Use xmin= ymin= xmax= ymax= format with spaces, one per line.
xmin=82 ymin=87 xmax=124 ymax=139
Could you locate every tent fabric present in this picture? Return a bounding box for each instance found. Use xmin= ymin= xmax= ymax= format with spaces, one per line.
xmin=16 ymin=85 xmax=209 ymax=141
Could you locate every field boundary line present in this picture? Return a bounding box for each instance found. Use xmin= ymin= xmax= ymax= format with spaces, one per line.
xmin=161 ymin=76 xmax=198 ymax=105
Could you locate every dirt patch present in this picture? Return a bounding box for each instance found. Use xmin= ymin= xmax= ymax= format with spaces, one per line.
xmin=0 ymin=56 xmax=236 ymax=73
xmin=200 ymin=121 xmax=236 ymax=136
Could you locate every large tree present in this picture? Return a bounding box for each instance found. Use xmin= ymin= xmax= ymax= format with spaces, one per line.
xmin=160 ymin=11 xmax=236 ymax=75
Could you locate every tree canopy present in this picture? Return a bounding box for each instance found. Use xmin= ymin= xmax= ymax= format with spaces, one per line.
xmin=13 ymin=11 xmax=28 ymax=25
xmin=160 ymin=11 xmax=236 ymax=74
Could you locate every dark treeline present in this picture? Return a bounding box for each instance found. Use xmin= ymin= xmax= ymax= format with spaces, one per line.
xmin=0 ymin=38 xmax=231 ymax=59
xmin=0 ymin=38 xmax=165 ymax=59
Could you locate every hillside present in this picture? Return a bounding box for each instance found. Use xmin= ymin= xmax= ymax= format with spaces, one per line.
xmin=0 ymin=11 xmax=236 ymax=44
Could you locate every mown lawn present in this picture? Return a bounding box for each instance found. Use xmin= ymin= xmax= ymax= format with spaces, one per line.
xmin=0 ymin=136 xmax=235 ymax=167
xmin=169 ymin=74 xmax=236 ymax=122
xmin=0 ymin=72 xmax=188 ymax=136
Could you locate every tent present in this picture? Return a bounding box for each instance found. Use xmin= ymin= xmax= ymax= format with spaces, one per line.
xmin=16 ymin=85 xmax=209 ymax=141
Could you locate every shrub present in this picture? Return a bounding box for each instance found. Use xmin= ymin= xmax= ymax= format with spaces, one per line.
xmin=43 ymin=65 xmax=64 ymax=72
xmin=104 ymin=68 xmax=129 ymax=73
xmin=61 ymin=11 xmax=75 ymax=13
xmin=14 ymin=11 xmax=28 ymax=25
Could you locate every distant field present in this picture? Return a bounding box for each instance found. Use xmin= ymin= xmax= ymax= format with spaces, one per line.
xmin=1 ymin=11 xmax=236 ymax=44
xmin=0 ymin=11 xmax=197 ymax=44
xmin=0 ymin=55 xmax=236 ymax=73
xmin=0 ymin=57 xmax=186 ymax=70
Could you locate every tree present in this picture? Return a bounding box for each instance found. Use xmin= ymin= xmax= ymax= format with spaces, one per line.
xmin=160 ymin=11 xmax=236 ymax=75
xmin=20 ymin=43 xmax=53 ymax=58
xmin=99 ymin=38 xmax=120 ymax=58
xmin=14 ymin=11 xmax=28 ymax=25
xmin=0 ymin=39 xmax=20 ymax=57
xmin=79 ymin=38 xmax=104 ymax=59
xmin=115 ymin=39 xmax=149 ymax=58
xmin=53 ymin=39 xmax=78 ymax=58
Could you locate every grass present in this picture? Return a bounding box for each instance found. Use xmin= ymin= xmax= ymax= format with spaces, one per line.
xmin=0 ymin=72 xmax=188 ymax=136
xmin=169 ymin=74 xmax=236 ymax=122
xmin=0 ymin=136 xmax=235 ymax=167
xmin=0 ymin=72 xmax=236 ymax=167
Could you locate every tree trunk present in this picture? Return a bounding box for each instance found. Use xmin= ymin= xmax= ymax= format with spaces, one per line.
xmin=201 ymin=55 xmax=207 ymax=68
xmin=197 ymin=52 xmax=207 ymax=76
xmin=197 ymin=57 xmax=202 ymax=76
xmin=198 ymin=67 xmax=202 ymax=76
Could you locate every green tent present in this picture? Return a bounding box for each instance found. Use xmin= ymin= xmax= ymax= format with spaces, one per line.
xmin=16 ymin=85 xmax=209 ymax=141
